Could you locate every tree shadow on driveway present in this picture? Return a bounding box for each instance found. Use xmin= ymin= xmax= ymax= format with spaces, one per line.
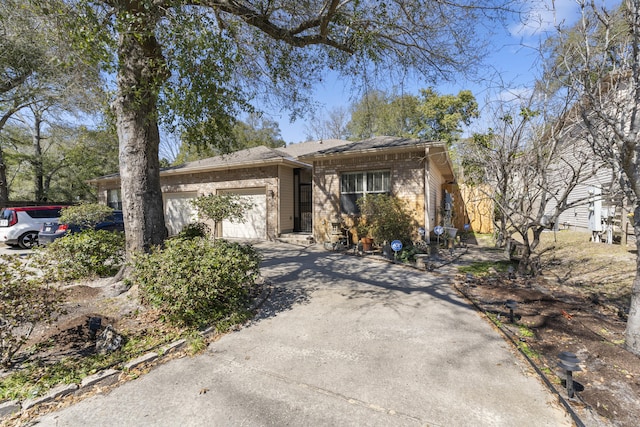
xmin=252 ymin=242 xmax=474 ymax=322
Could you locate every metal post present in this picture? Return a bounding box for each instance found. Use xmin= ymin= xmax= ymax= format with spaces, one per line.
xmin=566 ymin=370 xmax=575 ymax=398
xmin=505 ymin=300 xmax=518 ymax=324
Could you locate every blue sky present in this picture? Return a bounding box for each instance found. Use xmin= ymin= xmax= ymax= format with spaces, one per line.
xmin=273 ymin=0 xmax=621 ymax=144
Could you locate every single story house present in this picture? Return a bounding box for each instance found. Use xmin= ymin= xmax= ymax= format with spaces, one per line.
xmin=90 ymin=136 xmax=456 ymax=243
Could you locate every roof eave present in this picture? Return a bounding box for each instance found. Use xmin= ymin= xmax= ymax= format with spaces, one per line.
xmin=87 ymin=157 xmax=310 ymax=185
xmin=428 ymin=145 xmax=456 ymax=182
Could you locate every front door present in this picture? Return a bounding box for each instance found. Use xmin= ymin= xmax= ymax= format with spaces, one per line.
xmin=298 ymin=184 xmax=312 ymax=232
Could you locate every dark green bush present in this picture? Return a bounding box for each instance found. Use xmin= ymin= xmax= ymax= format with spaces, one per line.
xmin=59 ymin=203 xmax=113 ymax=227
xmin=357 ymin=194 xmax=417 ymax=245
xmin=129 ymin=238 xmax=262 ymax=328
xmin=36 ymin=230 xmax=125 ymax=281
xmin=398 ymin=245 xmax=420 ymax=263
xmin=176 ymin=222 xmax=211 ymax=240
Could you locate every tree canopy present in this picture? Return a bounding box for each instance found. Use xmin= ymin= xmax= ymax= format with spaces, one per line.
xmin=173 ymin=114 xmax=285 ymax=164
xmin=346 ymin=88 xmax=479 ymax=143
xmin=1 ymin=0 xmax=107 ymax=203
xmin=2 ymin=123 xmax=119 ymax=202
xmin=37 ymin=0 xmax=513 ymax=255
xmin=304 ymin=106 xmax=350 ymax=141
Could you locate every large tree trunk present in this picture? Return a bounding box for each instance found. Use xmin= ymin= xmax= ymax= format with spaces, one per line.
xmin=113 ymin=9 xmax=167 ymax=257
xmin=623 ymin=0 xmax=640 ymax=357
xmin=625 ymin=203 xmax=640 ymax=353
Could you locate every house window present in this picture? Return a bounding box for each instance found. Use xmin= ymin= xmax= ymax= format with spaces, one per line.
xmin=340 ymin=171 xmax=390 ymax=214
xmin=107 ymin=189 xmax=122 ymax=210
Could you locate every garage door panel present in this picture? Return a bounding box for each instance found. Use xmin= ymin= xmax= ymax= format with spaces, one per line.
xmin=164 ymin=193 xmax=197 ymax=236
xmin=221 ymin=190 xmax=266 ymax=239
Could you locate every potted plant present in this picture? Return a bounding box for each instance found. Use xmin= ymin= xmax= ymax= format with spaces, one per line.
xmin=356 ymin=221 xmax=373 ymax=252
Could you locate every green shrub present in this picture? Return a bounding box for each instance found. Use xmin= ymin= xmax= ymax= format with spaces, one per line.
xmin=59 ymin=203 xmax=114 ymax=227
xmin=398 ymin=245 xmax=420 ymax=263
xmin=176 ymin=222 xmax=211 ymax=240
xmin=357 ymin=194 xmax=417 ymax=245
xmin=1 ymin=256 xmax=62 ymax=368
xmin=129 ymin=238 xmax=262 ymax=328
xmin=36 ymin=229 xmax=126 ymax=281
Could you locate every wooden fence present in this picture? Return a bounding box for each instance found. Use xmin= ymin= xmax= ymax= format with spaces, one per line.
xmin=443 ymin=183 xmax=494 ymax=234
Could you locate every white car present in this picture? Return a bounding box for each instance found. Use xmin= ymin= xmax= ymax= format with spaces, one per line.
xmin=0 ymin=206 xmax=66 ymax=249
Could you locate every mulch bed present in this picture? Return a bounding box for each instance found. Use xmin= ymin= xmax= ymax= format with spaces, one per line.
xmin=455 ymin=272 xmax=640 ymax=427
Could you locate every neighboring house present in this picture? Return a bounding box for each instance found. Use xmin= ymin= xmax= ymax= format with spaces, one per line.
xmin=553 ymin=161 xmax=626 ymax=235
xmin=89 ymin=136 xmax=456 ymax=243
xmin=545 ymin=81 xmax=634 ymax=242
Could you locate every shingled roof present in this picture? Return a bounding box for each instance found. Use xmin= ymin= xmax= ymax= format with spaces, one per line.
xmin=88 ymin=146 xmax=307 ymax=183
xmin=298 ymin=136 xmax=430 ymax=158
xmin=276 ymin=139 xmax=352 ymax=157
xmin=173 ymin=146 xmax=297 ymax=169
xmin=88 ymin=137 xmax=446 ymax=184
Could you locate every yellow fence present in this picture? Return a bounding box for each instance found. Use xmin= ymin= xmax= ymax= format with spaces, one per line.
xmin=444 ymin=183 xmax=494 ymax=234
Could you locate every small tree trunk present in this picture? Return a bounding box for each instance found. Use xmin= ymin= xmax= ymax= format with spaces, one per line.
xmin=0 ymin=148 xmax=9 ymax=205
xmin=625 ymin=203 xmax=640 ymax=355
xmin=494 ymin=218 xmax=506 ymax=248
xmin=517 ymin=243 xmax=530 ymax=275
xmin=528 ymin=227 xmax=544 ymax=275
xmin=32 ymin=113 xmax=45 ymax=202
xmin=0 ymin=110 xmax=16 ymax=205
xmin=515 ymin=225 xmax=545 ymax=275
xmin=113 ymin=11 xmax=168 ymax=257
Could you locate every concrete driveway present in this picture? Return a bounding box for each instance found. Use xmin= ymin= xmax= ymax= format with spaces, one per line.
xmin=35 ymin=242 xmax=570 ymax=426
xmin=0 ymin=242 xmax=32 ymax=257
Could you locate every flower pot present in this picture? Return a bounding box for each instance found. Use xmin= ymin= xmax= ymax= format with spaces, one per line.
xmin=444 ymin=227 xmax=457 ymax=239
xmin=361 ymin=237 xmax=373 ymax=252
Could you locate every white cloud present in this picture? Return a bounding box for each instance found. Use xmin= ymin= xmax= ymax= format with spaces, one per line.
xmin=510 ymin=0 xmax=621 ymax=39
xmin=495 ymin=87 xmax=535 ymax=103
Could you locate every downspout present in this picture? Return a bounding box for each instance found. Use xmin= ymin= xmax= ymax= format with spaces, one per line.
xmin=276 ymin=165 xmax=282 ymax=239
xmin=424 ymin=147 xmax=431 ymax=243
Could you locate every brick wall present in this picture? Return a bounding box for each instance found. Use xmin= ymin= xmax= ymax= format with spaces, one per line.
xmin=311 ymin=151 xmax=427 ymax=242
xmin=95 ymin=165 xmax=292 ymax=240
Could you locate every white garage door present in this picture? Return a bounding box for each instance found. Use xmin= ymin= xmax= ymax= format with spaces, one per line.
xmin=164 ymin=192 xmax=197 ymax=236
xmin=221 ymin=188 xmax=267 ymax=239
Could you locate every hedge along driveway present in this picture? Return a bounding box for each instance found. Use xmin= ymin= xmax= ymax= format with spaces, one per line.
xmin=34 ymin=242 xmax=571 ymax=426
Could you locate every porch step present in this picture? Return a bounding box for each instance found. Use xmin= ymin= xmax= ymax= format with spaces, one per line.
xmin=277 ymin=233 xmax=315 ymax=246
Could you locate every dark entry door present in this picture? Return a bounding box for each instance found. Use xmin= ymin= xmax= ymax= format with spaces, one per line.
xmin=297 ymin=183 xmax=312 ymax=232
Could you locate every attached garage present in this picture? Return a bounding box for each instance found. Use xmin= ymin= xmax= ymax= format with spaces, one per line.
xmin=220 ymin=188 xmax=267 ymax=239
xmin=164 ymin=192 xmax=197 ymax=236
xmin=90 ymin=143 xmax=351 ymax=242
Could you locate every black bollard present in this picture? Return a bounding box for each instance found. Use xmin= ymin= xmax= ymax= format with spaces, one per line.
xmin=557 ymin=351 xmax=582 ymax=398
